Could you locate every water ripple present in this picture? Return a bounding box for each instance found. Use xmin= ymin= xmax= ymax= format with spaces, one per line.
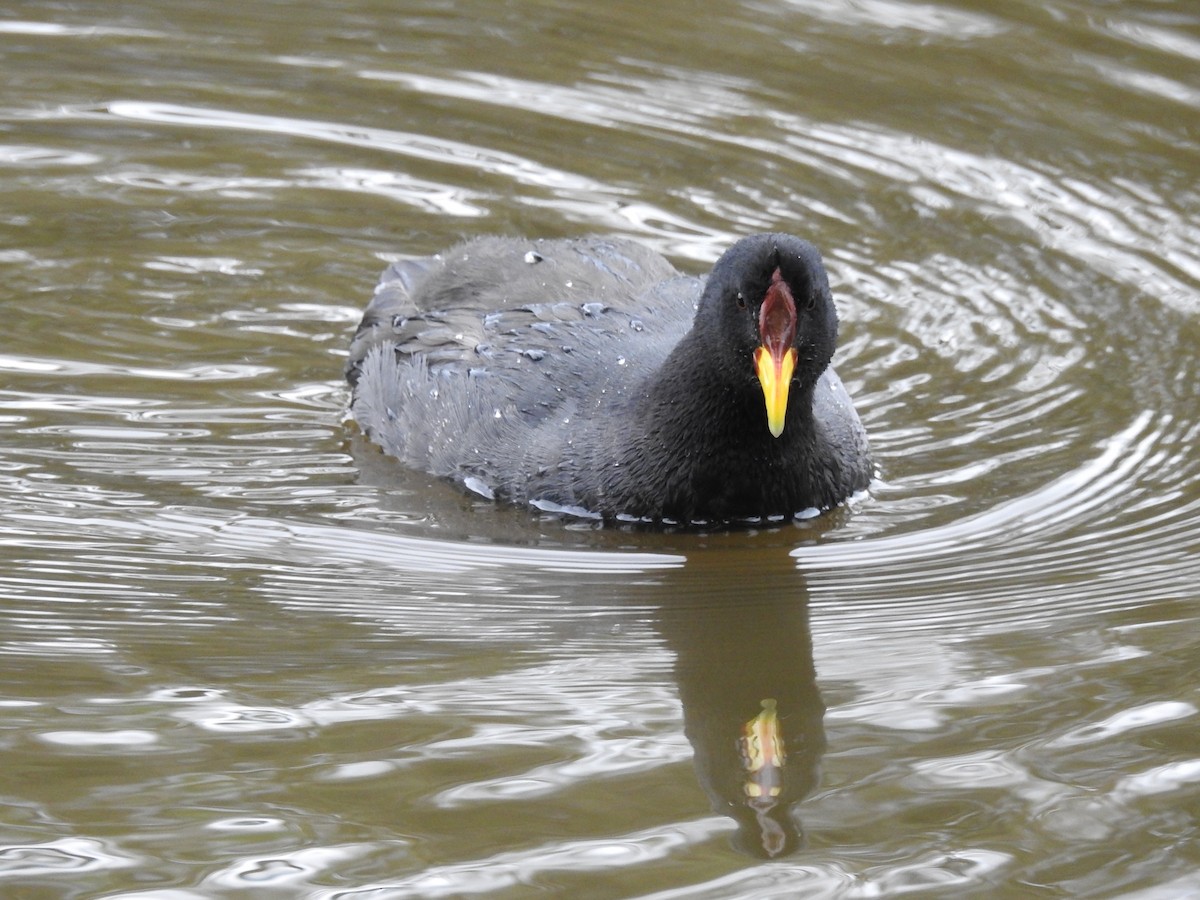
xmin=313 ymin=820 xmax=727 ymax=899
xmin=0 ymin=838 xmax=139 ymax=880
xmin=98 ymin=100 xmax=608 ymax=194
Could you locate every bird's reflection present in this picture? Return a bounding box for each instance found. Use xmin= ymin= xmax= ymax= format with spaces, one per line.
xmin=653 ymin=546 xmax=824 ymax=858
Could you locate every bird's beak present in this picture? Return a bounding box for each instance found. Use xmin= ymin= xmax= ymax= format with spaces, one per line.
xmin=755 ymin=344 xmax=797 ymax=438
xmin=755 ymin=268 xmax=798 ymax=438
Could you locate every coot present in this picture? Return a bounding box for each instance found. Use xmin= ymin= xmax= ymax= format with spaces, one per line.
xmin=346 ymin=233 xmax=871 ymax=524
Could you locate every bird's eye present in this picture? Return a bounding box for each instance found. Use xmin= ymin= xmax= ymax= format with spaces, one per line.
xmin=736 ymin=291 xmax=747 ymax=310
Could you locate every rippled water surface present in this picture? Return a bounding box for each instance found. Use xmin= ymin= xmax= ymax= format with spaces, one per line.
xmin=2 ymin=0 xmax=1198 ymax=896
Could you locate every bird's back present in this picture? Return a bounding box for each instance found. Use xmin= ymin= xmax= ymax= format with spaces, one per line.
xmin=346 ymin=236 xmax=703 ymax=503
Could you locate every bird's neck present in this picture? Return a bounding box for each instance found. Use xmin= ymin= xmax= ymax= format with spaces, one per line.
xmin=637 ymin=333 xmax=816 ymax=452
xmin=583 ymin=336 xmax=822 ymax=521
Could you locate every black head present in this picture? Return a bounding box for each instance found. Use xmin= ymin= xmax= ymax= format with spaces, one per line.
xmin=697 ymin=234 xmax=839 ymax=435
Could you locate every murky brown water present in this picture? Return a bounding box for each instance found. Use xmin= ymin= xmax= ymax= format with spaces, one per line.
xmin=2 ymin=0 xmax=1198 ymax=896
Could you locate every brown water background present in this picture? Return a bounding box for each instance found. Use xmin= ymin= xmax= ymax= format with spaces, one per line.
xmin=1 ymin=1 xmax=1198 ymax=897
